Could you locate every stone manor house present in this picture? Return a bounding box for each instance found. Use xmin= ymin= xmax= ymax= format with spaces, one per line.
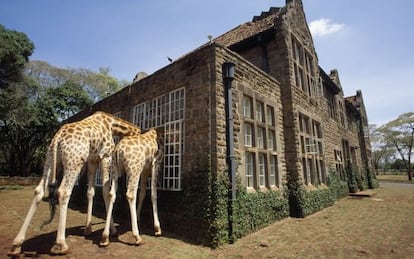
xmin=69 ymin=0 xmax=377 ymax=245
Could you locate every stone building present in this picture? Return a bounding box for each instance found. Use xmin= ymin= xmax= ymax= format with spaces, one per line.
xmin=68 ymin=0 xmax=377 ymax=245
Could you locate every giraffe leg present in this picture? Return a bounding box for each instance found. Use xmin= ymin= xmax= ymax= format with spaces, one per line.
xmin=50 ymin=170 xmax=79 ymax=255
xmin=84 ymin=159 xmax=98 ymax=236
xmin=100 ymin=157 xmax=117 ymax=235
xmin=8 ymin=178 xmax=46 ymax=256
xmin=137 ymin=172 xmax=147 ymax=225
xmin=100 ymin=169 xmax=118 ymax=247
xmin=126 ymin=170 xmax=142 ymax=245
xmin=151 ymin=159 xmax=162 ymax=236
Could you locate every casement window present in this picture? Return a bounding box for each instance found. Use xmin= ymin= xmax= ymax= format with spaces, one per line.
xmin=299 ymin=112 xmax=326 ymax=185
xmin=335 ymin=149 xmax=345 ymax=180
xmin=244 ymin=123 xmax=254 ymax=147
xmin=256 ymin=101 xmax=265 ymax=123
xmin=258 ymin=153 xmax=266 ymax=187
xmin=132 ymin=88 xmax=185 ymax=191
xmin=245 ymin=152 xmax=255 ymax=188
xmin=243 ymin=95 xmax=253 ymax=119
xmin=291 ymin=35 xmax=319 ymax=98
xmin=241 ymin=93 xmax=280 ymax=189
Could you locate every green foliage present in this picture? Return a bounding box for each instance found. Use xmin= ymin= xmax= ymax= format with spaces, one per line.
xmin=26 ymin=60 xmax=125 ymax=101
xmin=327 ymin=170 xmax=349 ymax=199
xmin=366 ymin=168 xmax=379 ymax=189
xmin=346 ymin=167 xmax=359 ymax=193
xmin=0 ymin=24 xmax=34 ymax=88
xmin=0 ymin=185 xmax=23 ymax=190
xmin=233 ymin=187 xmax=289 ymax=240
xmin=208 ymin=171 xmax=289 ymax=247
xmin=288 ymin=171 xmax=348 ymax=218
xmin=379 ymin=112 xmax=414 ymax=181
xmin=43 ymin=81 xmax=93 ymax=121
xmin=208 ymin=170 xmax=230 ymax=247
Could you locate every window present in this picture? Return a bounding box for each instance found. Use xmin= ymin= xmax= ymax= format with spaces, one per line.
xmin=299 ymin=112 xmax=326 ymax=185
xmin=241 ymin=92 xmax=280 ymax=189
xmin=256 ymin=101 xmax=264 ymax=123
xmin=258 ymin=153 xmax=266 ymax=187
xmin=132 ymin=88 xmax=185 ymax=191
xmin=243 ymin=95 xmax=253 ymax=119
xmin=335 ymin=150 xmax=345 ymax=180
xmin=267 ymin=130 xmax=276 ymax=151
xmin=257 ymin=127 xmax=265 ymax=149
xmin=266 ymin=105 xmax=275 ymax=126
xmin=269 ymin=155 xmax=278 ymax=186
xmin=244 ymin=123 xmax=253 ymax=147
xmin=245 ymin=152 xmax=255 ymax=188
xmin=291 ymin=35 xmax=318 ymax=98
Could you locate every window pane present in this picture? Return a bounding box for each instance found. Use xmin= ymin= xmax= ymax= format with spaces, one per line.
xmin=256 ymin=101 xmax=264 ymax=123
xmin=245 ymin=152 xmax=254 ymax=188
xmin=244 ymin=123 xmax=253 ymax=147
xmin=269 ymin=155 xmax=278 ymax=186
xmin=243 ymin=95 xmax=253 ymax=119
xmin=258 ymin=153 xmax=266 ymax=187
xmin=267 ymin=130 xmax=276 ymax=151
xmin=257 ymin=127 xmax=265 ymax=149
xmin=266 ymin=105 xmax=275 ymax=126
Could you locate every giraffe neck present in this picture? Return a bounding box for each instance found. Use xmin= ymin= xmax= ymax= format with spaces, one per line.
xmin=111 ymin=119 xmax=141 ymax=136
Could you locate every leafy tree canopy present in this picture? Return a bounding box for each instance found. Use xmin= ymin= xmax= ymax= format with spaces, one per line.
xmin=25 ymin=60 xmax=126 ymax=101
xmin=0 ymin=24 xmax=34 ymax=88
xmin=378 ymin=112 xmax=414 ymax=180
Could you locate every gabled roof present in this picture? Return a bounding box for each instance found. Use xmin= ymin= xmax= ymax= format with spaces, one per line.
xmin=345 ymin=95 xmax=360 ymax=117
xmin=319 ymin=67 xmax=341 ymax=94
xmin=215 ymin=7 xmax=284 ymax=47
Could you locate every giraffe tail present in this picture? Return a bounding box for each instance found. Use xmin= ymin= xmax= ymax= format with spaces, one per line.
xmin=41 ymin=181 xmax=58 ymax=229
xmin=41 ymin=136 xmax=59 ymax=228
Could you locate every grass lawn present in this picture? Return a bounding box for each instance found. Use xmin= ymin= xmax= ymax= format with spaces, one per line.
xmin=1 ymin=183 xmax=413 ymax=258
xmin=376 ymin=174 xmax=413 ymax=184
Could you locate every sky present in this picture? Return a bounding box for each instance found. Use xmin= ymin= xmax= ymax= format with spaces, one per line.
xmin=1 ymin=0 xmax=413 ymax=126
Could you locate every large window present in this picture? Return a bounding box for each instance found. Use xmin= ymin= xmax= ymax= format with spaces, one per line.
xmin=291 ymin=35 xmax=320 ymax=98
xmin=241 ymin=93 xmax=280 ymax=189
xmin=299 ymin=112 xmax=326 ymax=185
xmin=133 ymin=88 xmax=185 ymax=191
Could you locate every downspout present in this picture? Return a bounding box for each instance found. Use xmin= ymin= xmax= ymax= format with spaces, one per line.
xmin=222 ymin=62 xmax=236 ymax=243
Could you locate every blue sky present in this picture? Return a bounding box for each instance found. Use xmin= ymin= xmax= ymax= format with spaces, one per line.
xmin=1 ymin=0 xmax=413 ymax=126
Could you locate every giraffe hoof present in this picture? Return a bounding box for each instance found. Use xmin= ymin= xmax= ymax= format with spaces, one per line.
xmin=7 ymin=244 xmax=22 ymax=256
xmin=134 ymin=236 xmax=143 ymax=245
xmin=155 ymin=230 xmax=162 ymax=237
xmin=100 ymin=236 xmax=110 ymax=247
xmin=50 ymin=243 xmax=71 ymax=255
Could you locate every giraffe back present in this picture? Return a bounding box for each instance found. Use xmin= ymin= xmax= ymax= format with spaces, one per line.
xmin=113 ymin=129 xmax=160 ymax=177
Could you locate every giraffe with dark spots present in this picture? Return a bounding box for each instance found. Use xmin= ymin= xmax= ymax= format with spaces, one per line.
xmin=100 ymin=129 xmax=163 ymax=246
xmin=8 ymin=111 xmax=141 ymax=256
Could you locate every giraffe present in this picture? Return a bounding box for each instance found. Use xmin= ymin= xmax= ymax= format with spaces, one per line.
xmin=8 ymin=111 xmax=141 ymax=256
xmin=100 ymin=129 xmax=163 ymax=246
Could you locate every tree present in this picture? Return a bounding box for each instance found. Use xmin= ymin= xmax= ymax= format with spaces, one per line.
xmin=0 ymin=24 xmax=34 ymax=88
xmin=43 ymin=81 xmax=93 ymax=121
xmin=25 ymin=61 xmax=125 ymax=101
xmin=369 ymin=124 xmax=395 ymax=174
xmin=379 ymin=112 xmax=414 ymax=181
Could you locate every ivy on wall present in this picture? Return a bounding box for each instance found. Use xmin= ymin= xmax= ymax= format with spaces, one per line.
xmin=288 ymin=171 xmax=348 ymax=218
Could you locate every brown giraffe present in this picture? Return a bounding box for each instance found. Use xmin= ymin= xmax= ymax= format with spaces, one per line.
xmin=8 ymin=111 xmax=141 ymax=256
xmin=100 ymin=129 xmax=163 ymax=246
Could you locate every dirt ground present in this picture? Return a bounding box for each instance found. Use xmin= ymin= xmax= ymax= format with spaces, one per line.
xmin=1 ymin=182 xmax=413 ymax=259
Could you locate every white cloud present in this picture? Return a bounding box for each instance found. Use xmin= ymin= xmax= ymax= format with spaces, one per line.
xmin=309 ymin=18 xmax=345 ymax=37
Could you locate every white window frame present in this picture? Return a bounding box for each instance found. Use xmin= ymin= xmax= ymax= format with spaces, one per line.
xmin=132 ymin=87 xmax=185 ymax=191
